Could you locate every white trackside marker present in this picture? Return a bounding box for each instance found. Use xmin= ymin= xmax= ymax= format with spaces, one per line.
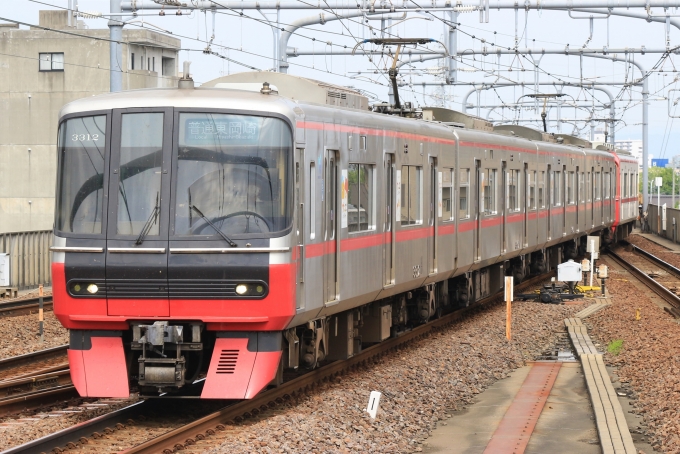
xmin=364 ymin=391 xmax=382 ymax=420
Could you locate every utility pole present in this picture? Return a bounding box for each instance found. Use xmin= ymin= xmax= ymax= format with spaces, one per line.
xmin=109 ymin=0 xmax=123 ymax=92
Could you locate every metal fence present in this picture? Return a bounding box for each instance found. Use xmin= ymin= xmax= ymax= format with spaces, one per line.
xmin=0 ymin=230 xmax=52 ymax=290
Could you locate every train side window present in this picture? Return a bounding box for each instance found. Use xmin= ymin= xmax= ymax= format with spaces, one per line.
xmin=360 ymin=136 xmax=367 ymax=151
xmin=553 ymin=171 xmax=562 ymax=207
xmin=579 ymin=172 xmax=585 ymax=203
xmin=442 ymin=168 xmax=454 ymax=221
xmin=587 ymin=172 xmax=592 ymax=201
xmin=347 ymin=163 xmax=374 ymax=232
xmin=567 ymin=171 xmax=575 ymax=205
xmin=483 ymin=168 xmax=497 ymax=215
xmin=538 ymin=171 xmax=545 ymax=208
xmin=529 ymin=171 xmax=536 ymax=210
xmin=595 ymin=172 xmax=601 ymax=200
xmin=401 ymin=165 xmax=422 ymax=225
xmin=310 ymin=162 xmax=316 ymax=239
xmin=508 ymin=169 xmax=520 ymax=212
xmin=459 ymin=168 xmax=470 ymax=219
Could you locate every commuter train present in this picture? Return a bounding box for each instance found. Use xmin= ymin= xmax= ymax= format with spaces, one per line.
xmin=51 ymin=71 xmax=638 ymax=399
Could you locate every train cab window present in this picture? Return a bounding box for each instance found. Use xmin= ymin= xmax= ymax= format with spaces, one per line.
xmin=459 ymin=168 xmax=470 ymax=219
xmin=567 ymin=171 xmax=575 ymax=205
xmin=401 ymin=165 xmax=422 ymax=225
xmin=529 ymin=171 xmax=536 ymax=210
xmin=347 ymin=163 xmax=374 ymax=232
xmin=173 ymin=113 xmax=293 ymax=237
xmin=55 ymin=115 xmax=107 ymax=234
xmin=116 ymin=113 xmax=164 ymax=236
xmin=538 ymin=171 xmax=545 ymax=208
xmin=483 ymin=168 xmax=497 ymax=215
xmin=508 ymin=169 xmax=520 ymax=212
xmin=442 ymin=168 xmax=454 ymax=221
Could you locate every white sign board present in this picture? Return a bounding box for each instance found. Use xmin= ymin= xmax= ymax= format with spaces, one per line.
xmin=655 ymin=177 xmax=663 ymax=187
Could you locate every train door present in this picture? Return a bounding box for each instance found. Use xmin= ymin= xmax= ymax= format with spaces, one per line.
xmin=546 ymin=165 xmax=552 ymax=240
xmin=563 ymin=165 xmax=568 ymax=237
xmin=384 ymin=154 xmax=394 ymax=286
xmin=295 ymin=148 xmax=305 ymax=311
xmin=323 ymin=149 xmax=338 ymax=304
xmin=501 ymin=161 xmax=507 ymax=254
xmin=429 ymin=157 xmax=438 ymax=275
xmin=475 ymin=160 xmax=482 ymax=262
xmin=106 ymin=108 xmax=172 ymax=316
xmin=524 ymin=163 xmax=529 ymax=248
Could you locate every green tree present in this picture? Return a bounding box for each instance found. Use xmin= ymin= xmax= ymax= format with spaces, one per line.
xmin=642 ymin=166 xmax=677 ymax=196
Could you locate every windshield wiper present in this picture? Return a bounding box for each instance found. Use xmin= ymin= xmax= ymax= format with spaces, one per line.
xmin=189 ymin=204 xmax=238 ymax=247
xmin=135 ymin=193 xmax=160 ymax=245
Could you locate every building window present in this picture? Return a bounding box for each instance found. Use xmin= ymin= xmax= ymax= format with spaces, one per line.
xmin=131 ymin=52 xmax=135 ymax=70
xmin=483 ymin=168 xmax=497 ymax=215
xmin=401 ymin=165 xmax=422 ymax=225
xmin=442 ymin=168 xmax=454 ymax=221
xmin=153 ymin=57 xmax=156 ymax=72
xmin=347 ymin=164 xmax=374 ymax=232
xmin=39 ymin=52 xmax=64 ymax=71
xmin=459 ymin=168 xmax=470 ymax=219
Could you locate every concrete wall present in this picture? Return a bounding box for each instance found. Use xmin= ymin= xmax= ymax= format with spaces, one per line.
xmin=0 ymin=12 xmax=180 ymax=233
xmin=647 ymin=204 xmax=680 ymax=243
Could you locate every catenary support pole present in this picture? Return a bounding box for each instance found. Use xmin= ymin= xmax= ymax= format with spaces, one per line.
xmin=109 ymin=0 xmax=123 ymax=92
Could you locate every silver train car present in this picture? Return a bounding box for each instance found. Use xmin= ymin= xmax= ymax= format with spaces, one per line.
xmin=51 ymin=72 xmax=638 ymax=399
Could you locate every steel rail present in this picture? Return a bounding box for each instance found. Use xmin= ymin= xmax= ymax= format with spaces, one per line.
xmin=0 ymin=369 xmax=76 ymax=417
xmin=0 ymin=345 xmax=68 ymax=375
xmin=620 ymin=240 xmax=680 ymax=280
xmin=1 ymin=401 xmax=149 ymax=454
xmin=606 ymin=247 xmax=680 ymax=310
xmin=123 ymin=271 xmax=554 ymax=454
xmin=0 ymin=296 xmax=53 ymax=317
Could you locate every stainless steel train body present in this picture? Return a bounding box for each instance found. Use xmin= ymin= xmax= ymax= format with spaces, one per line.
xmin=51 ymin=72 xmax=638 ymax=399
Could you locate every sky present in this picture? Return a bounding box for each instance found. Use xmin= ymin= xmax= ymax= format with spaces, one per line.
xmin=5 ymin=0 xmax=680 ymax=160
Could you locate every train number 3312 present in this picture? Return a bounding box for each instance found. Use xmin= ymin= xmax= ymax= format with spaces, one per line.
xmin=71 ymin=134 xmax=99 ymax=141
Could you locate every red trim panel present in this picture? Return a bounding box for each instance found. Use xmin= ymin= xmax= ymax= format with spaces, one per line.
xmin=67 ymin=350 xmax=87 ymax=396
xmin=68 ymin=337 xmax=129 ymax=398
xmin=245 ymin=351 xmax=283 ymax=399
xmin=55 ymin=262 xmax=295 ymax=332
xmin=201 ymin=338 xmax=281 ymax=399
xmin=108 ymin=299 xmax=169 ymax=317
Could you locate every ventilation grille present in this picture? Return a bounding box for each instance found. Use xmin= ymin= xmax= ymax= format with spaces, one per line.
xmin=216 ymin=350 xmax=239 ymax=374
xmin=327 ymin=91 xmax=347 ymax=99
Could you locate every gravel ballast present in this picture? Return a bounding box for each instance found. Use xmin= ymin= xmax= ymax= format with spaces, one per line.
xmin=586 ymin=246 xmax=680 ymax=452
xmin=0 ymin=311 xmax=68 ymax=359
xmin=201 ymin=299 xmax=584 ymax=454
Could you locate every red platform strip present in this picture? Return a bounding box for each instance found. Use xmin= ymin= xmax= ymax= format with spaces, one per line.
xmin=483 ymin=362 xmax=562 ymax=454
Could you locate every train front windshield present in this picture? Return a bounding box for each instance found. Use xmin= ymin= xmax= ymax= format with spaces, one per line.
xmin=174 ymin=113 xmax=292 ymax=237
xmin=55 ymin=112 xmax=293 ymax=238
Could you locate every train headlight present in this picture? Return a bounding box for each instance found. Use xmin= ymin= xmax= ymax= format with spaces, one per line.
xmin=73 ymin=284 xmax=82 ymax=292
xmin=87 ymin=284 xmax=99 ymax=294
xmin=235 ymin=284 xmax=248 ymax=295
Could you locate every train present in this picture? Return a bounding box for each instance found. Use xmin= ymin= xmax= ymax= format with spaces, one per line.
xmin=51 ymin=70 xmax=638 ymax=399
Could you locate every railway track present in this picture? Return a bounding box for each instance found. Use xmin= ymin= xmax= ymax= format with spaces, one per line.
xmin=2 ymin=270 xmax=557 ymax=454
xmin=0 ymin=345 xmax=76 ymax=417
xmin=0 ymin=296 xmax=53 ymax=318
xmin=607 ymin=240 xmax=680 ymax=316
